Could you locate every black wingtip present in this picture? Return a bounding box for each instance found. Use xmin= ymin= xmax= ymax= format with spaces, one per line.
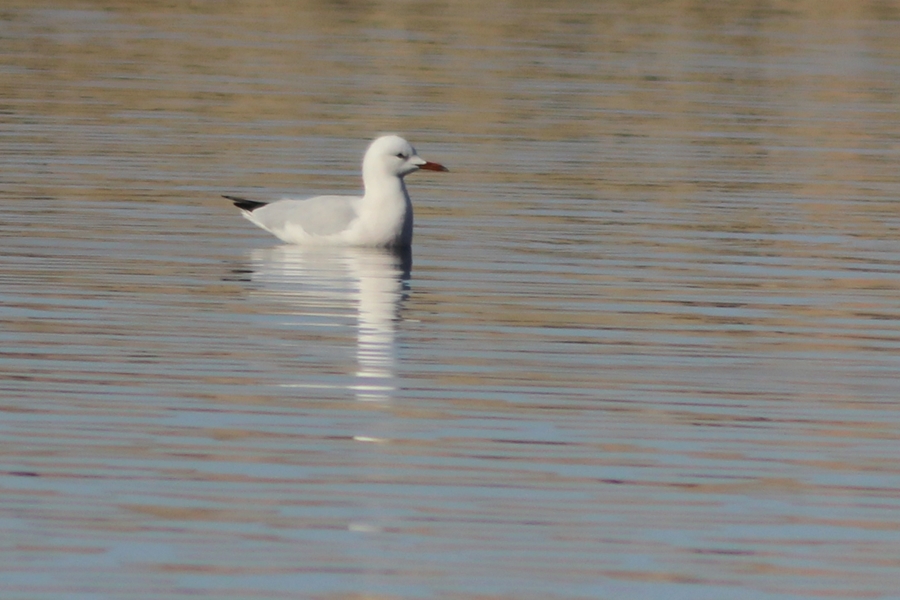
xmin=223 ymin=195 xmax=268 ymax=212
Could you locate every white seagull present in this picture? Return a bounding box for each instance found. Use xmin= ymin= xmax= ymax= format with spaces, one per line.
xmin=225 ymin=135 xmax=448 ymax=248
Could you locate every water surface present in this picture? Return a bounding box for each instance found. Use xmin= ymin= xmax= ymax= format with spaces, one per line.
xmin=2 ymin=2 xmax=900 ymax=598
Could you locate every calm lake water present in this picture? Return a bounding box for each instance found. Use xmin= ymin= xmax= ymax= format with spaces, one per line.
xmin=3 ymin=1 xmax=900 ymax=598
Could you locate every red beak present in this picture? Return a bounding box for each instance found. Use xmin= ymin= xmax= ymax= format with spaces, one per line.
xmin=419 ymin=161 xmax=449 ymax=172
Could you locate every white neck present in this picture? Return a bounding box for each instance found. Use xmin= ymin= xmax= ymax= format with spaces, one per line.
xmin=359 ymin=169 xmax=413 ymax=246
xmin=363 ymin=167 xmax=407 ymax=202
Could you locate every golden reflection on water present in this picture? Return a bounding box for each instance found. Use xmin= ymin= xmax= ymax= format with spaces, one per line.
xmin=2 ymin=1 xmax=900 ymax=599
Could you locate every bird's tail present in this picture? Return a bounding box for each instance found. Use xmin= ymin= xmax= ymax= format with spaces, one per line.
xmin=223 ymin=195 xmax=268 ymax=212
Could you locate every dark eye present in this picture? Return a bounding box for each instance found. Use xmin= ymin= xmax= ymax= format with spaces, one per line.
xmin=395 ymin=153 xmax=406 ymax=159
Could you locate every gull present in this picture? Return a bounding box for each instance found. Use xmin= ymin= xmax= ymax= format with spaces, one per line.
xmin=224 ymin=135 xmax=447 ymax=248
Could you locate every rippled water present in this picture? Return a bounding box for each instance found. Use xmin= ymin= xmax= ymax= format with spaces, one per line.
xmin=3 ymin=2 xmax=900 ymax=598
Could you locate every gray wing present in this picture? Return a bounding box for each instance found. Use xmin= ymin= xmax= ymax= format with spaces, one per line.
xmin=252 ymin=195 xmax=360 ymax=237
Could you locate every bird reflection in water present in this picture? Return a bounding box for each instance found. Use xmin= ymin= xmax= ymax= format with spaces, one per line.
xmin=246 ymin=245 xmax=411 ymax=404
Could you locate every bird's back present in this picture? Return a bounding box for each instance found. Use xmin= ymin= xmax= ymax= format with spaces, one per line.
xmin=250 ymin=195 xmax=361 ymax=238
